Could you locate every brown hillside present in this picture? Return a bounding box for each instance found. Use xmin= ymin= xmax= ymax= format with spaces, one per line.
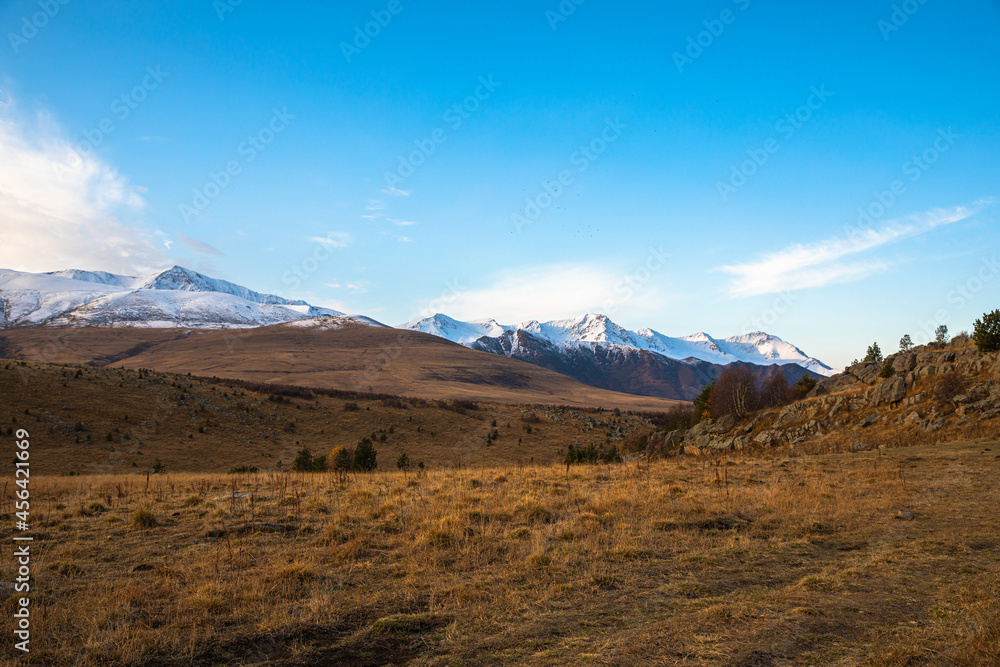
xmin=0 ymin=325 xmax=686 ymax=412
xmin=0 ymin=360 xmax=663 ymax=476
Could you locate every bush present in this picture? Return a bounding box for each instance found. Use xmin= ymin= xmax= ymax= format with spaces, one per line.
xmin=293 ymin=446 xmax=326 ymax=472
xmin=973 ymin=309 xmax=1000 ymax=354
xmin=228 ymin=465 xmax=259 ymax=474
xmin=396 ymin=452 xmax=410 ymax=471
xmin=932 ymin=371 xmax=967 ymax=402
xmin=879 ymin=361 xmax=896 ymax=378
xmin=343 ymin=401 xmax=359 ymax=412
xmin=132 ymin=508 xmax=157 ymax=528
xmin=792 ymin=375 xmax=817 ymax=400
xmin=353 ymin=438 xmax=378 ymax=472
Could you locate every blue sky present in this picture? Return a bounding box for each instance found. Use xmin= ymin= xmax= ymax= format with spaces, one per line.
xmin=0 ymin=0 xmax=997 ymax=368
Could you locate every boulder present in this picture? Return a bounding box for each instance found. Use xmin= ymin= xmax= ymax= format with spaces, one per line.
xmin=709 ymin=413 xmax=737 ymax=434
xmin=860 ymin=413 xmax=881 ymax=428
xmin=851 ymin=440 xmax=870 ymax=452
xmin=872 ymin=376 xmax=907 ymax=407
xmin=904 ymin=411 xmax=923 ymax=425
xmin=892 ymin=353 xmax=917 ymax=374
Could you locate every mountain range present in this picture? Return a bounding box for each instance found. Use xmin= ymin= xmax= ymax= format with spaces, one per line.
xmin=0 ymin=266 xmax=833 ymax=401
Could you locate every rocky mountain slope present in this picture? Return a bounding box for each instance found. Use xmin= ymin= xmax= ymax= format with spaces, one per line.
xmin=662 ymin=338 xmax=1000 ymax=456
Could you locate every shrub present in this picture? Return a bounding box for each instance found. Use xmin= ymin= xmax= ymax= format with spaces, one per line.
xmin=792 ymin=375 xmax=817 ymax=400
xmin=343 ymin=401 xmax=359 ymax=412
xmin=396 ymin=452 xmax=410 ymax=471
xmin=132 ymin=508 xmax=157 ymax=528
xmin=932 ymin=371 xmax=967 ymax=402
xmin=879 ymin=361 xmax=896 ymax=378
xmin=353 ymin=438 xmax=377 ymax=472
xmin=972 ymin=309 xmax=1000 ymax=354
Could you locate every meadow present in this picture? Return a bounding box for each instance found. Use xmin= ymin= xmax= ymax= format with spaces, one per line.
xmin=2 ymin=438 xmax=997 ymax=665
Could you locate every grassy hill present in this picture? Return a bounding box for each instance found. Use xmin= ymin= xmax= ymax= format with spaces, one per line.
xmin=0 ymin=325 xmax=687 ymax=412
xmin=0 ymin=359 xmax=666 ymax=476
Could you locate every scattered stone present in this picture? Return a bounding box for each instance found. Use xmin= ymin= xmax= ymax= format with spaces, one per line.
xmin=851 ymin=441 xmax=870 ymax=452
xmin=894 ymin=510 xmax=915 ymax=521
xmin=904 ymin=411 xmax=923 ymax=425
xmin=860 ymin=414 xmax=881 ymax=428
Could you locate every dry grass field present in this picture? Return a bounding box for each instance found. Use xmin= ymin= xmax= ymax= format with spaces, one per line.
xmin=1 ymin=439 xmax=997 ymax=665
xmin=0 ymin=360 xmax=662 ymax=476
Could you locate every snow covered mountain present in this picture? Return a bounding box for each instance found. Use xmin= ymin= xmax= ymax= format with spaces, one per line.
xmin=0 ymin=266 xmax=380 ymax=330
xmin=400 ymin=313 xmax=834 ymax=377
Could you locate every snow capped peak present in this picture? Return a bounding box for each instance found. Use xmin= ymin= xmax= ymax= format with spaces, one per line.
xmin=0 ymin=266 xmax=346 ymax=329
xmin=400 ymin=313 xmax=835 ymax=376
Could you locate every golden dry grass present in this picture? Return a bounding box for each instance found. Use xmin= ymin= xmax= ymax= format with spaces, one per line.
xmin=1 ymin=439 xmax=997 ymax=665
xmin=0 ymin=360 xmax=658 ymax=476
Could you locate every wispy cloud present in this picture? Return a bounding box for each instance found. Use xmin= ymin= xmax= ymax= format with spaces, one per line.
xmin=387 ymin=218 xmax=417 ymax=226
xmin=176 ymin=232 xmax=224 ymax=256
xmin=717 ymin=204 xmax=980 ymax=298
xmin=309 ymin=232 xmax=351 ymax=248
xmin=0 ymin=99 xmax=164 ymax=273
xmin=366 ymin=199 xmax=386 ymax=211
xmin=382 ymin=186 xmax=411 ymax=197
xmin=398 ymin=236 xmax=415 ymax=243
xmin=426 ymin=263 xmax=665 ymax=323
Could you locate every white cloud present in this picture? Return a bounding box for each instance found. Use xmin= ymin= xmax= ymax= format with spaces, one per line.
xmin=176 ymin=232 xmax=224 ymax=256
xmin=366 ymin=200 xmax=386 ymax=211
xmin=717 ymin=204 xmax=980 ymax=298
xmin=387 ymin=218 xmax=417 ymax=226
xmin=382 ymin=186 xmax=411 ymax=197
xmin=0 ymin=102 xmax=165 ymax=273
xmin=422 ymin=263 xmax=666 ymax=323
xmin=309 ymin=232 xmax=351 ymax=249
xmin=397 ymin=236 xmax=414 ymax=243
